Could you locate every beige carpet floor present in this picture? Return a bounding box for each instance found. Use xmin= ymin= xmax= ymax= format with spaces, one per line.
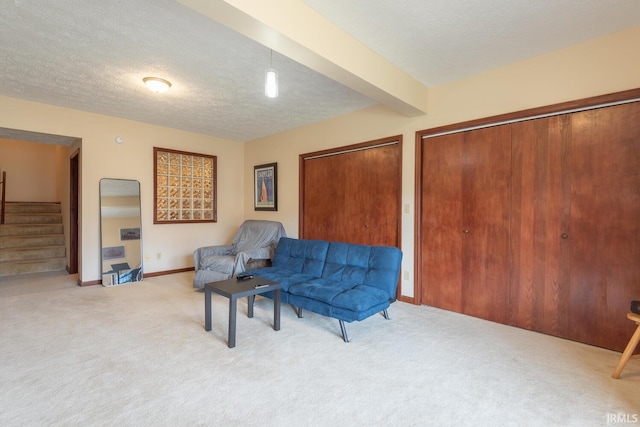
xmin=0 ymin=271 xmax=638 ymax=426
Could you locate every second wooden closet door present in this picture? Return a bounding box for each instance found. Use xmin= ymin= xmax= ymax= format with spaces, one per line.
xmin=566 ymin=103 xmax=640 ymax=350
xmin=422 ymin=101 xmax=640 ymax=352
xmin=421 ymin=125 xmax=512 ymax=323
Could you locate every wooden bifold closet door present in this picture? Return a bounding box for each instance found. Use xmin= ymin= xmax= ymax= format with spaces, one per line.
xmin=420 ymin=99 xmax=640 ymax=352
xmin=300 ymin=138 xmax=401 ymax=248
xmin=510 ymin=114 xmax=571 ymax=337
xmin=510 ymin=104 xmax=640 ymax=351
xmin=421 ymin=125 xmax=511 ymax=324
xmin=565 ymin=103 xmax=640 ymax=350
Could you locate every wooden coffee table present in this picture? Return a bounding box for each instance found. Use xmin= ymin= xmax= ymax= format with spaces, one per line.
xmin=204 ymin=276 xmax=280 ymax=348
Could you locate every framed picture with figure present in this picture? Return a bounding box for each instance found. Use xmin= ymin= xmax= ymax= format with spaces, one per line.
xmin=254 ymin=163 xmax=277 ymax=211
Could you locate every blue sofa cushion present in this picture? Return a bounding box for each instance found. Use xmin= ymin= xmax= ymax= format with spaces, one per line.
xmin=271 ymin=238 xmax=329 ymax=277
xmin=331 ymin=285 xmax=391 ymax=311
xmin=321 ymin=242 xmax=402 ymax=299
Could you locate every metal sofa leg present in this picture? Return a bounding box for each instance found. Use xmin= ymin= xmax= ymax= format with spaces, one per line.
xmin=339 ymin=320 xmax=349 ymax=342
xmin=294 ymin=306 xmax=303 ymax=318
xmin=382 ymin=309 xmax=390 ymax=320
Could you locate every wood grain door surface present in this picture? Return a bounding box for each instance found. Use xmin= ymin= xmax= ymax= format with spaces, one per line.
xmin=421 ymin=125 xmax=511 ymax=324
xmin=301 ymin=141 xmax=401 ymax=247
xmin=510 ymin=115 xmax=572 ymax=336
xmin=567 ymin=103 xmax=640 ymax=351
xmin=420 ymin=100 xmax=640 ymax=352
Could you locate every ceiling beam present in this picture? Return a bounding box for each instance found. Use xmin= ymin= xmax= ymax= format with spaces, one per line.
xmin=177 ymin=0 xmax=428 ymax=116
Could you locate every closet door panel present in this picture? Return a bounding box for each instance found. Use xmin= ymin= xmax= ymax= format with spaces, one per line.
xmin=363 ymin=144 xmax=401 ymax=246
xmin=303 ymin=156 xmax=345 ymax=241
xmin=568 ymin=102 xmax=640 ymax=351
xmin=420 ymin=126 xmax=511 ymax=323
xmin=340 ymin=144 xmax=400 ymax=245
xmin=510 ymin=116 xmax=571 ymax=336
xmin=461 ymin=126 xmax=512 ymax=323
xmin=421 ymin=133 xmax=464 ymax=311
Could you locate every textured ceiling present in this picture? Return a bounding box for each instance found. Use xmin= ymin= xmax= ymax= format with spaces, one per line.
xmin=1 ymin=0 xmax=639 ymax=144
xmin=304 ymin=0 xmax=640 ymax=87
xmin=0 ymin=0 xmax=375 ymax=143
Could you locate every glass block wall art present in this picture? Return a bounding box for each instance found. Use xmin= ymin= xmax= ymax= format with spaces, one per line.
xmin=154 ymin=147 xmax=217 ymax=224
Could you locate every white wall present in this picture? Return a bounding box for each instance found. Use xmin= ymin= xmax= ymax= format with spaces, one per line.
xmin=0 ymin=139 xmax=59 ymax=202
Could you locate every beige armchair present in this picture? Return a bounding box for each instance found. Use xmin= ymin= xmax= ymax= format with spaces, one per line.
xmin=192 ymin=220 xmax=286 ymax=288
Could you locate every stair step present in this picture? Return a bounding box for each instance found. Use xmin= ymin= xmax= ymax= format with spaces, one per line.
xmin=0 ymin=224 xmax=64 ymax=236
xmin=0 ymin=246 xmax=66 ymax=262
xmin=4 ymin=202 xmax=61 ymax=213
xmin=0 ymin=257 xmax=67 ymax=276
xmin=0 ymin=202 xmax=66 ymax=277
xmin=0 ymin=234 xmax=65 ymax=249
xmin=3 ymin=213 xmax=63 ymax=224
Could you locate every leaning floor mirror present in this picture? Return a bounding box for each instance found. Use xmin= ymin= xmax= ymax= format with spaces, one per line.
xmin=100 ymin=178 xmax=143 ymax=286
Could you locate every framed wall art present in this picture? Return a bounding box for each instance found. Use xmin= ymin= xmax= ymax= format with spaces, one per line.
xmin=154 ymin=147 xmax=217 ymax=224
xmin=254 ymin=162 xmax=277 ymax=211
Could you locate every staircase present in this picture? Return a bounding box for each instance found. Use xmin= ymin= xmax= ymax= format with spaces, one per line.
xmin=0 ymin=202 xmax=67 ymax=276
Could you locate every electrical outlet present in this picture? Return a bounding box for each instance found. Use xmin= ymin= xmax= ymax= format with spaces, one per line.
xmin=404 ymin=204 xmax=410 ymax=214
xmin=144 ymin=254 xmax=150 ymax=262
xmin=403 ymin=270 xmax=410 ymax=280
xmin=156 ymin=252 xmax=162 ymax=260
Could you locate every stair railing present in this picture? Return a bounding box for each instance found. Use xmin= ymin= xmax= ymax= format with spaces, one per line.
xmin=1 ymin=171 xmax=5 ymax=224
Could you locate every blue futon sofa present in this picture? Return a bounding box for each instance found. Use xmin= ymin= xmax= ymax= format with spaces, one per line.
xmin=250 ymin=237 xmax=402 ymax=341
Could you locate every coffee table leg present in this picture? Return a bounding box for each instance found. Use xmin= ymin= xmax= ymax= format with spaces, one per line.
xmin=228 ymin=296 xmax=237 ymax=348
xmin=247 ymin=295 xmax=254 ymax=318
xmin=274 ymin=288 xmax=281 ymax=331
xmin=205 ymin=287 xmax=212 ymax=331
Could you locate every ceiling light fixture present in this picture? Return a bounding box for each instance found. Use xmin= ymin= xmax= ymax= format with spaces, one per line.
xmin=143 ymin=77 xmax=172 ymax=93
xmin=265 ymin=50 xmax=278 ymax=98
